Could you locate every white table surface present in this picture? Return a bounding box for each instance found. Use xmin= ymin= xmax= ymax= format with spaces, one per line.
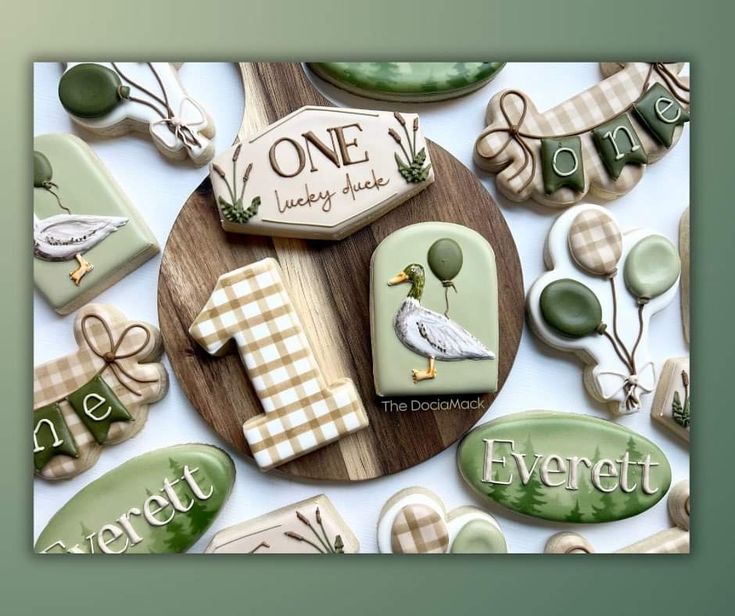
xmin=33 ymin=62 xmax=690 ymax=554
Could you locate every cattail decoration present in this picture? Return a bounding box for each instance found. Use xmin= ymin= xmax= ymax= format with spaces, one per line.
xmin=681 ymin=370 xmax=689 ymax=389
xmin=413 ymin=117 xmax=419 ymax=133
xmin=296 ymin=511 xmax=309 ymax=526
xmin=284 ymin=507 xmax=344 ymax=554
xmin=243 ymin=162 xmax=253 ymax=184
xmin=232 ymin=143 xmax=242 ymax=162
xmin=211 ymin=163 xmax=226 ymax=180
xmin=394 ymin=111 xmax=406 ymax=126
xmin=388 ymin=128 xmax=402 ymax=144
xmin=391 ymin=112 xmax=430 ymax=184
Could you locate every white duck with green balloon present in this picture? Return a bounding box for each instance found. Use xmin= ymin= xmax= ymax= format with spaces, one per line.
xmin=33 ymin=151 xmax=127 ymax=286
xmin=527 ymin=204 xmax=681 ymax=414
xmin=388 ymin=238 xmax=495 ymax=383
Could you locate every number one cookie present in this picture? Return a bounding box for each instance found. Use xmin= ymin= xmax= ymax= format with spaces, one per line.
xmin=190 ymin=258 xmax=369 ymax=471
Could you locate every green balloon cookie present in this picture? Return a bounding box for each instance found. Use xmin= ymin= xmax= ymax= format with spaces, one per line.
xmin=33 ymin=151 xmax=53 ymax=187
xmin=58 ymin=63 xmax=129 ymax=118
xmin=309 ymin=62 xmax=505 ymax=102
xmin=624 ymin=235 xmax=681 ymax=301
xmin=451 ymin=519 xmax=507 ymax=554
xmin=539 ymin=278 xmax=603 ymax=338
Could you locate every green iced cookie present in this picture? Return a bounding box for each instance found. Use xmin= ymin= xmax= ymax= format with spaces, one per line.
xmin=309 ymin=62 xmax=505 ymax=102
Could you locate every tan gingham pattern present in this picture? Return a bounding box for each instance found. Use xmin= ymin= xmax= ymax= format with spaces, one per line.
xmin=189 ymin=258 xmax=368 ymax=471
xmin=568 ymin=209 xmax=623 ymax=275
xmin=476 ymin=63 xmax=689 ymax=205
xmin=33 ymin=304 xmax=167 ymax=480
xmin=619 ymin=528 xmax=689 ymax=554
xmin=390 ymin=504 xmax=449 ymax=554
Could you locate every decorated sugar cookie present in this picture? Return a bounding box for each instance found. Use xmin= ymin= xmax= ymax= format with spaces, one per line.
xmin=474 ymin=62 xmax=690 ymax=207
xmin=680 ymin=208 xmax=690 ymax=343
xmin=545 ymin=480 xmax=689 ymax=553
xmin=34 ymin=304 xmax=168 ymax=481
xmin=33 ymin=134 xmax=159 ymax=315
xmin=370 ymin=222 xmax=498 ymax=396
xmin=206 ymin=494 xmax=358 ymax=554
xmin=35 ymin=444 xmax=234 ymax=554
xmin=208 ymin=107 xmax=434 ymax=240
xmin=651 ymin=357 xmax=690 ymax=442
xmin=527 ymin=204 xmax=680 ymax=414
xmin=308 ymin=62 xmax=505 ymax=102
xmin=59 ymin=62 xmax=215 ymax=165
xmin=189 ymin=258 xmax=369 ymax=471
xmin=377 ymin=487 xmax=507 ymax=554
xmin=457 ymin=411 xmax=672 ymax=524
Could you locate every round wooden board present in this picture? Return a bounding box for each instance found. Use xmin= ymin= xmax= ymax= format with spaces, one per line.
xmin=157 ymin=63 xmax=524 ymax=481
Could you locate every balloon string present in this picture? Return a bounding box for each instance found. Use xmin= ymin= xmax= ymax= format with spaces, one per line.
xmin=609 ymin=276 xmax=634 ymax=368
xmin=601 ymin=330 xmax=633 ymax=371
xmin=442 ymin=281 xmax=457 ymax=317
xmin=42 ymin=182 xmax=71 ymax=215
xmin=629 ymin=304 xmax=646 ymax=370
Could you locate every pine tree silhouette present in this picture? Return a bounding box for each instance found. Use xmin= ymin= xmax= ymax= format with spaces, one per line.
xmin=564 ymin=498 xmax=584 ymax=523
xmin=591 ymin=491 xmax=617 ymax=522
xmin=447 ymin=62 xmax=470 ymax=88
xmin=621 ymin=436 xmax=644 ymax=516
xmin=510 ymin=436 xmax=546 ymax=516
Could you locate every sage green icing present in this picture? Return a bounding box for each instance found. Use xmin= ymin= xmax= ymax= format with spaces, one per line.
xmin=592 ymin=114 xmax=648 ymax=180
xmin=623 ymin=235 xmax=681 ymax=301
xmin=66 ymin=375 xmax=133 ymax=444
xmin=33 ymin=134 xmax=158 ymax=314
xmin=371 ymin=222 xmax=498 ymax=396
xmin=633 ymin=83 xmax=689 ymax=148
xmin=457 ymin=411 xmax=672 ymax=523
xmin=34 ymin=151 xmax=53 ymax=187
xmin=58 ymin=63 xmax=125 ymax=119
xmin=35 ymin=444 xmax=235 ymax=554
xmin=540 ymin=136 xmax=585 ymax=194
xmin=450 ymin=519 xmax=507 ymax=554
xmin=309 ymin=62 xmax=505 ymax=102
xmin=33 ymin=403 xmax=79 ymax=472
xmin=427 ymin=238 xmax=463 ymax=282
xmin=539 ymin=279 xmax=602 ymax=338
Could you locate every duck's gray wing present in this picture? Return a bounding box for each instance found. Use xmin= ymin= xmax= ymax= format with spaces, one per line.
xmin=415 ymin=308 xmax=495 ymax=360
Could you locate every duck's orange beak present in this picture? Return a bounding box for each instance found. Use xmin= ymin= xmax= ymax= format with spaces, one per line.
xmin=387 ymin=271 xmax=409 ymax=286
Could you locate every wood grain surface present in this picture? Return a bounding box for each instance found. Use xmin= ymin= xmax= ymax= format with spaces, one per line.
xmin=157 ymin=63 xmax=524 ymax=481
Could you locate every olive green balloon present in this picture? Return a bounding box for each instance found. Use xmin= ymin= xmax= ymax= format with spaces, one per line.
xmin=33 ymin=151 xmax=53 ymax=187
xmin=58 ymin=64 xmax=128 ymax=119
xmin=450 ymin=519 xmax=508 ymax=554
xmin=624 ymin=235 xmax=681 ymax=301
xmin=540 ymin=278 xmax=603 ymax=338
xmin=427 ymin=238 xmax=463 ymax=282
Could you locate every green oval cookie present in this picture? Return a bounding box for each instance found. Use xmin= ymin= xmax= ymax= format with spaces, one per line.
xmin=539 ymin=278 xmax=602 ymax=338
xmin=309 ymin=62 xmax=505 ymax=102
xmin=58 ymin=63 xmax=126 ymax=118
xmin=624 ymin=235 xmax=681 ymax=301
xmin=451 ymin=519 xmax=507 ymax=553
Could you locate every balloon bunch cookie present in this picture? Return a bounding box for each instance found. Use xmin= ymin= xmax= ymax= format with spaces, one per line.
xmin=527 ymin=204 xmax=680 ymax=414
xmin=58 ymin=62 xmax=215 ymax=165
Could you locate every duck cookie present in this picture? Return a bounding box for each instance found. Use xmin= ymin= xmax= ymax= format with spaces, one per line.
xmin=377 ymin=487 xmax=507 ymax=554
xmin=651 ymin=357 xmax=690 ymax=443
xmin=545 ymin=480 xmax=689 ymax=554
xmin=475 ymin=63 xmax=689 ymax=207
xmin=36 ymin=444 xmax=234 ymax=554
xmin=33 ymin=134 xmax=158 ymax=315
xmin=206 ymin=494 xmax=359 ymax=554
xmin=33 ymin=304 xmax=168 ymax=481
xmin=308 ymin=62 xmax=505 ymax=102
xmin=457 ymin=411 xmax=672 ymax=524
xmin=208 ymin=108 xmax=433 ymax=240
xmin=527 ymin=204 xmax=680 ymax=414
xmin=190 ymin=258 xmax=369 ymax=471
xmin=370 ymin=222 xmax=498 ymax=396
xmin=58 ymin=62 xmax=215 ymax=165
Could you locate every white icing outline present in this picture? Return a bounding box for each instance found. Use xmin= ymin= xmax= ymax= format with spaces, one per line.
xmin=527 ymin=204 xmax=679 ymax=415
xmin=376 ymin=487 xmax=504 ymax=553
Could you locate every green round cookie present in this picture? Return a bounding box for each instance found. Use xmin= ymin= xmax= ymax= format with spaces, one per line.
xmin=450 ymin=519 xmax=507 ymax=554
xmin=58 ymin=63 xmax=128 ymax=118
xmin=308 ymin=62 xmax=505 ymax=102
xmin=624 ymin=235 xmax=681 ymax=301
xmin=539 ymin=278 xmax=602 ymax=338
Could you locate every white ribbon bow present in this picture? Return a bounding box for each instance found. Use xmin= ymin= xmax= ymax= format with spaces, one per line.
xmin=149 ymin=96 xmax=207 ymax=154
xmin=597 ymin=361 xmax=656 ymax=410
